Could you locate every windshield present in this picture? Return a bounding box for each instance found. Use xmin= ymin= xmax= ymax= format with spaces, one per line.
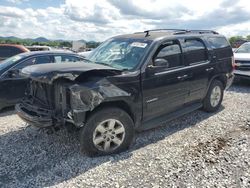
xmin=0 ymin=54 xmax=25 ymax=70
xmin=235 ymin=43 xmax=250 ymax=53
xmin=88 ymin=38 xmax=151 ymax=70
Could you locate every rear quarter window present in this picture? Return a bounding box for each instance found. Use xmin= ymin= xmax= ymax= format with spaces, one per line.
xmin=208 ymin=37 xmax=230 ymax=49
xmin=208 ymin=37 xmax=232 ymax=59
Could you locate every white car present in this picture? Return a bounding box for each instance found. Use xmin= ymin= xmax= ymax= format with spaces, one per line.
xmin=234 ymin=42 xmax=250 ymax=80
xmin=78 ymin=51 xmax=92 ymax=58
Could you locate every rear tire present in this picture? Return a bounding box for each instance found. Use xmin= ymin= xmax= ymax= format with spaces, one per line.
xmin=80 ymin=107 xmax=135 ymax=156
xmin=203 ymin=80 xmax=224 ymax=112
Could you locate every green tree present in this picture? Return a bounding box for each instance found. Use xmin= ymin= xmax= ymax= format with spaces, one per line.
xmin=228 ymin=36 xmax=244 ymax=46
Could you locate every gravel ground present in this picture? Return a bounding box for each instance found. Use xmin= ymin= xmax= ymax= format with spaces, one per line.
xmin=0 ymin=82 xmax=250 ymax=188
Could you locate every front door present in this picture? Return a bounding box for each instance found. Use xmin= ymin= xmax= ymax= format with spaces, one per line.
xmin=142 ymin=40 xmax=190 ymax=122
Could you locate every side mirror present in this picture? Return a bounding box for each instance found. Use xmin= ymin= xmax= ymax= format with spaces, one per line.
xmin=7 ymin=69 xmax=20 ymax=78
xmin=154 ymin=58 xmax=169 ymax=67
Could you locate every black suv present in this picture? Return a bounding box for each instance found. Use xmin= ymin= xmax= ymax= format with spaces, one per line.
xmin=16 ymin=29 xmax=234 ymax=156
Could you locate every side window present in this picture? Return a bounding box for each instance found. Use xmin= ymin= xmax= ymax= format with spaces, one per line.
xmin=14 ymin=56 xmax=51 ymax=69
xmin=54 ymin=56 xmax=62 ymax=63
xmin=54 ymin=55 xmax=79 ymax=63
xmin=35 ymin=56 xmax=52 ymax=64
xmin=154 ymin=41 xmax=182 ymax=69
xmin=10 ymin=47 xmax=22 ymax=56
xmin=0 ymin=46 xmax=11 ymax=58
xmin=14 ymin=58 xmax=36 ymax=69
xmin=182 ymin=39 xmax=208 ymax=65
xmin=208 ymin=37 xmax=230 ymax=49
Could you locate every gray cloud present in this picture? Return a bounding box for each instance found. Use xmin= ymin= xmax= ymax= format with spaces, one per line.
xmin=0 ymin=6 xmax=25 ymax=18
xmin=64 ymin=5 xmax=110 ymax=25
xmin=108 ymin=0 xmax=191 ymax=20
xmin=220 ymin=0 xmax=235 ymax=8
xmin=141 ymin=3 xmax=250 ymax=31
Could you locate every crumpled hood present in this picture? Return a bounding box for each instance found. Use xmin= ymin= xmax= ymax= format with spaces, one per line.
xmin=21 ymin=62 xmax=121 ymax=84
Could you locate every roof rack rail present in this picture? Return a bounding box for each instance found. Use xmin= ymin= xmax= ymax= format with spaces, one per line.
xmin=186 ymin=30 xmax=219 ymax=34
xmin=143 ymin=29 xmax=189 ymax=37
xmin=138 ymin=29 xmax=219 ymax=37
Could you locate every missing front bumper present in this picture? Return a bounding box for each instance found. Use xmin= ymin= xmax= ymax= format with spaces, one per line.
xmin=15 ymin=103 xmax=53 ymax=128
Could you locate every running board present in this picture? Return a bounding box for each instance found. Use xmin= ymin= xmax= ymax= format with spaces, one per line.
xmin=138 ymin=103 xmax=203 ymax=131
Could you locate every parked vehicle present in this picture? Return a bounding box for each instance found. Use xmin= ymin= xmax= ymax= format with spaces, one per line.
xmin=0 ymin=51 xmax=85 ymax=110
xmin=26 ymin=45 xmax=52 ymax=51
xmin=234 ymin=42 xmax=250 ymax=80
xmin=78 ymin=51 xmax=92 ymax=58
xmin=0 ymin=44 xmax=29 ymax=61
xmin=16 ymin=29 xmax=234 ymax=156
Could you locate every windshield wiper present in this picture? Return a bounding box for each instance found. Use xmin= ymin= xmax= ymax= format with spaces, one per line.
xmin=82 ymin=58 xmax=93 ymax=63
xmin=95 ymin=62 xmax=113 ymax=68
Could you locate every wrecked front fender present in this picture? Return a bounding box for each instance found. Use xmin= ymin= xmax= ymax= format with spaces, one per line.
xmin=69 ymin=82 xmax=131 ymax=111
xmin=68 ymin=79 xmax=133 ymax=127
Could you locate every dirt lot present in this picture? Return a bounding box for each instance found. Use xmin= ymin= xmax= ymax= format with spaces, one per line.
xmin=0 ymin=82 xmax=250 ymax=188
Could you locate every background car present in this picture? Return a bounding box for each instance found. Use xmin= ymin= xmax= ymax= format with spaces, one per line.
xmin=78 ymin=50 xmax=92 ymax=58
xmin=25 ymin=45 xmax=52 ymax=51
xmin=0 ymin=51 xmax=86 ymax=110
xmin=0 ymin=44 xmax=29 ymax=61
xmin=234 ymin=42 xmax=250 ymax=80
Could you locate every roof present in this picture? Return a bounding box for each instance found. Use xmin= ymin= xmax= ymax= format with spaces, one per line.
xmin=0 ymin=44 xmax=29 ymax=52
xmin=26 ymin=45 xmax=51 ymax=49
xmin=114 ymin=29 xmax=223 ymax=41
xmin=20 ymin=50 xmax=76 ymax=56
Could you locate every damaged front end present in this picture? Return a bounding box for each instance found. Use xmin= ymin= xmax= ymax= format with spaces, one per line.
xmin=16 ymin=81 xmax=60 ymax=127
xmin=16 ymin=63 xmax=130 ymax=128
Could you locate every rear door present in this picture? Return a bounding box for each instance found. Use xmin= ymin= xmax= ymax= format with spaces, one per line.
xmin=142 ymin=40 xmax=190 ymax=122
xmin=180 ymin=38 xmax=212 ymax=104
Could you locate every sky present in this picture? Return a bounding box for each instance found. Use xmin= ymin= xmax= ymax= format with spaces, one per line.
xmin=0 ymin=0 xmax=250 ymax=41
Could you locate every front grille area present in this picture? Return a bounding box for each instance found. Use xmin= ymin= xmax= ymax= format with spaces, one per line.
xmin=235 ymin=60 xmax=250 ymax=70
xmin=29 ymin=81 xmax=55 ymax=109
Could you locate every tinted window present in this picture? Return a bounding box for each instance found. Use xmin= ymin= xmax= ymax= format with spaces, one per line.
xmin=54 ymin=55 xmax=80 ymax=63
xmin=154 ymin=41 xmax=182 ymax=68
xmin=14 ymin=56 xmax=51 ymax=69
xmin=208 ymin=37 xmax=230 ymax=49
xmin=182 ymin=39 xmax=205 ymax=52
xmin=14 ymin=58 xmax=36 ymax=69
xmin=0 ymin=46 xmax=23 ymax=58
xmin=0 ymin=46 xmax=12 ymax=58
xmin=182 ymin=39 xmax=208 ymax=65
xmin=35 ymin=56 xmax=51 ymax=64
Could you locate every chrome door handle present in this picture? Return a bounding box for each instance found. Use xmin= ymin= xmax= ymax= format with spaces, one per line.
xmin=206 ymin=67 xmax=214 ymax=72
xmin=177 ymin=74 xmax=188 ymax=80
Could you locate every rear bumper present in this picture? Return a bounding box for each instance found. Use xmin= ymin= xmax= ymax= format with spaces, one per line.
xmin=15 ymin=103 xmax=53 ymax=128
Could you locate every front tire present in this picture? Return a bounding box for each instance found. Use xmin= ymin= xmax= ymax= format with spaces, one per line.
xmin=203 ymin=80 xmax=224 ymax=112
xmin=80 ymin=107 xmax=135 ymax=156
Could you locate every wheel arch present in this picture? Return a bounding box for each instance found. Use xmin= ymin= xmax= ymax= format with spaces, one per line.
xmin=85 ymin=100 xmax=137 ymax=126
